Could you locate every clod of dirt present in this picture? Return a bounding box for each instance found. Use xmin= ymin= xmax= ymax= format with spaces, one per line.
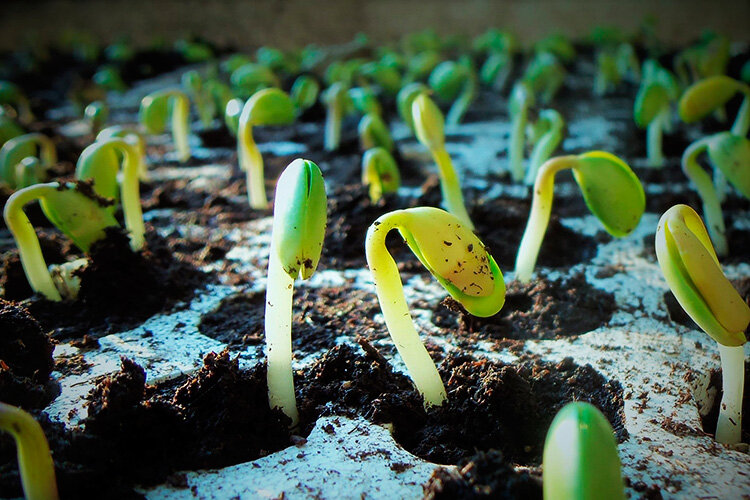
xmin=434 ymin=272 xmax=616 ymax=342
xmin=0 ymin=299 xmax=57 ymax=409
xmin=423 ymin=450 xmax=542 ymax=499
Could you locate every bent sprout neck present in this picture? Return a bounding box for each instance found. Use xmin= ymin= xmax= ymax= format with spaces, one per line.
xmin=731 ymin=84 xmax=750 ymax=137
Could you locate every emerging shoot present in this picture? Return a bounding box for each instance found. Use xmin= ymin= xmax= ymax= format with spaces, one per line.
xmin=543 ymin=402 xmax=625 ymax=500
xmin=655 ymin=204 xmax=749 ymax=444
xmin=237 ymin=88 xmax=296 ymax=209
xmin=0 ymin=402 xmax=59 ymax=500
xmin=322 ymin=82 xmax=350 ymax=152
xmin=358 ymin=112 xmax=394 ymax=151
xmin=412 ymin=92 xmax=475 ymax=229
xmin=679 ymin=75 xmax=750 ymax=138
xmin=97 ymin=125 xmax=148 ymax=180
xmin=139 ymin=89 xmax=191 ymax=162
xmin=290 ymin=75 xmax=320 ymax=113
xmin=515 ymin=152 xmax=644 ymax=283
xmin=84 ymin=100 xmax=109 ymax=135
xmin=526 ymin=109 xmax=565 ymax=185
xmin=365 ymin=207 xmax=505 ymax=406
xmin=361 ymin=147 xmax=400 ymax=203
xmin=265 ymin=159 xmax=327 ymax=427
xmin=0 ymin=133 xmax=57 ymax=189
xmin=509 ymin=82 xmax=534 ymax=183
xmin=634 ymin=82 xmax=671 ymax=167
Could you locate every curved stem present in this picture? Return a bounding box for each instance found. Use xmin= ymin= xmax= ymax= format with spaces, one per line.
xmin=365 ymin=215 xmax=447 ymax=407
xmin=325 ymin=102 xmax=342 ymax=152
xmin=509 ymin=105 xmax=527 ymax=182
xmin=715 ymin=343 xmax=745 ymax=444
xmin=446 ymin=81 xmax=475 ymax=126
xmin=265 ymin=245 xmax=299 ymax=427
xmin=2 ymin=183 xmax=62 ymax=301
xmin=514 ymin=155 xmax=578 ymax=283
xmin=432 ymin=147 xmax=474 ymax=230
xmin=239 ymin=126 xmax=268 ymax=209
xmin=682 ymin=139 xmax=728 ymax=256
xmin=731 ymin=93 xmax=750 ymax=137
xmin=0 ymin=403 xmax=58 ymax=500
xmin=647 ymin=110 xmax=666 ymax=168
xmin=171 ymin=94 xmax=191 ymax=163
xmin=526 ymin=128 xmax=563 ymax=185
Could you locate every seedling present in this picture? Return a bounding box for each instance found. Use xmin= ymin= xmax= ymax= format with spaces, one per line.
xmin=411 ymin=92 xmax=475 ymax=229
xmin=522 ymin=52 xmax=566 ymax=105
xmin=0 ymin=402 xmax=59 ymax=500
xmin=0 ymin=80 xmax=34 ymax=124
xmin=359 ymin=61 xmax=402 ymax=96
xmin=182 ymin=70 xmax=217 ymax=127
xmin=322 ymin=82 xmax=350 ymax=152
xmin=237 ymin=88 xmax=296 ymax=209
xmin=594 ymin=51 xmax=621 ymax=96
xmin=681 ymin=133 xmax=750 ymax=256
xmin=3 ymin=181 xmax=118 ymax=301
xmin=428 ymin=59 xmax=476 ymax=125
xmin=679 ymin=76 xmax=750 ymax=138
xmin=75 ymin=138 xmax=145 ymax=250
xmin=362 ymin=147 xmax=400 ymax=203
xmin=139 ymin=89 xmax=191 ymax=162
xmin=655 ymin=204 xmax=749 ymax=444
xmin=403 ymin=50 xmax=441 ymax=84
xmin=0 ymin=133 xmax=57 ymax=189
xmin=265 ymin=159 xmax=327 ymax=427
xmin=97 ymin=125 xmax=148 ymax=180
xmin=224 ymin=98 xmax=243 ymax=136
xmin=526 ymin=109 xmax=565 ymax=185
xmin=509 ymin=82 xmax=534 ymax=183
xmin=84 ymin=100 xmax=109 ymax=135
xmin=348 ymin=87 xmax=381 ymax=116
xmin=535 ymin=34 xmax=575 ymax=63
xmin=397 ymin=82 xmax=429 ymax=132
xmin=515 ymin=152 xmax=644 ymax=283
xmin=366 ymin=207 xmax=505 ymax=406
xmin=480 ymin=50 xmax=513 ymax=92
xmin=543 ymin=402 xmax=625 ymax=500
xmin=634 ymin=81 xmax=671 ymax=167
xmin=175 ymin=39 xmax=213 ymax=63
xmin=358 ymin=112 xmax=393 ymax=151
xmin=93 ymin=65 xmax=128 ymax=92
xmin=0 ymin=113 xmax=24 ymax=147
xmin=290 ymin=75 xmax=320 ymax=113
xmin=14 ymin=157 xmax=47 ymax=189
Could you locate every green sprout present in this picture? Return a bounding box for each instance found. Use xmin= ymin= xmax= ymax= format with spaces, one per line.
xmin=75 ymin=138 xmax=145 ymax=250
xmin=359 ymin=61 xmax=402 ymax=96
xmin=84 ymin=100 xmax=109 ymax=135
xmin=543 ymin=402 xmax=625 ymax=500
xmin=615 ymin=43 xmax=641 ymax=83
xmin=257 ymin=46 xmax=298 ymax=75
xmin=182 ymin=70 xmax=217 ymax=127
xmin=139 ymin=89 xmax=191 ymax=163
xmin=348 ymin=87 xmax=381 ymax=116
xmin=365 ymin=207 xmax=505 ymax=406
xmin=175 ymin=39 xmax=213 ymax=63
xmin=679 ymin=76 xmax=750 ymax=138
xmin=515 ymin=152 xmax=644 ymax=283
xmin=97 ymin=125 xmax=148 ymax=180
xmin=224 ymin=98 xmax=243 ymax=136
xmin=412 ymin=92 xmax=474 ymax=229
xmin=634 ymin=81 xmax=671 ymax=167
xmin=655 ymin=204 xmax=749 ymax=444
xmin=0 ymin=113 xmax=24 ymax=147
xmin=237 ymin=88 xmax=296 ymax=209
xmin=265 ymin=159 xmax=327 ymax=427
xmin=480 ymin=50 xmax=513 ymax=92
xmin=3 ymin=181 xmax=118 ymax=301
xmin=681 ymin=133 xmax=750 ymax=256
xmin=322 ymin=82 xmax=351 ymax=152
xmin=534 ymin=34 xmax=576 ymax=63
xmin=0 ymin=81 xmax=34 ymax=124
xmin=403 ymin=50 xmax=441 ymax=84
xmin=362 ymin=147 xmax=400 ymax=203
xmin=92 ymin=65 xmax=128 ymax=93
xmin=14 ymin=157 xmax=47 ymax=189
xmin=526 ymin=109 xmax=565 ymax=185
xmin=358 ymin=112 xmax=393 ymax=151
xmin=428 ymin=59 xmax=477 ymax=125
xmin=0 ymin=133 xmax=57 ymax=190
xmin=290 ymin=75 xmax=320 ymax=113
xmin=397 ymin=82 xmax=429 ymax=133
xmin=522 ymin=52 xmax=566 ymax=105
xmin=0 ymin=402 xmax=59 ymax=500
xmin=509 ymin=82 xmax=534 ymax=183
xmin=594 ymin=51 xmax=621 ymax=96
xmin=104 ymin=39 xmax=134 ymax=62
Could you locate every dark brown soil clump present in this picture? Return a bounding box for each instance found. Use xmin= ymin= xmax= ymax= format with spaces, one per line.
xmin=0 ymin=299 xmax=57 ymax=409
xmin=433 ymin=272 xmax=616 ymax=342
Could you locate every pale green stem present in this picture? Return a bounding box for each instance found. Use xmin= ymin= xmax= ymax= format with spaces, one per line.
xmin=647 ymin=110 xmax=666 ymax=168
xmin=715 ymin=343 xmax=745 ymax=445
xmin=432 ymin=147 xmax=474 ymax=230
xmin=36 ymin=134 xmax=57 ymax=166
xmin=526 ymin=128 xmax=563 ymax=185
xmin=2 ymin=183 xmax=62 ymax=301
xmin=265 ymin=245 xmax=299 ymax=427
xmin=365 ymin=216 xmax=447 ymax=407
xmin=238 ymin=125 xmax=268 ymax=209
xmin=171 ymin=94 xmax=191 ymax=163
xmin=730 ymin=93 xmax=750 ymax=137
xmin=0 ymin=402 xmax=59 ymax=500
xmin=120 ymin=146 xmax=145 ymax=251
xmin=492 ymin=64 xmax=512 ymax=93
xmin=509 ymin=105 xmax=527 ymax=182
xmin=325 ymin=101 xmax=342 ymax=152
xmin=514 ymin=156 xmax=578 ymax=283
xmin=682 ymin=139 xmax=728 ymax=256
xmin=714 ymin=166 xmax=727 ymax=204
xmin=446 ymin=81 xmax=475 ymax=126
